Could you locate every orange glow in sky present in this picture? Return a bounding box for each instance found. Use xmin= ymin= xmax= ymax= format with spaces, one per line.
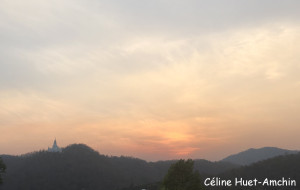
xmin=1 ymin=1 xmax=300 ymax=161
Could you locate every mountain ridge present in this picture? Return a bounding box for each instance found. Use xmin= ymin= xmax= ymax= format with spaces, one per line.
xmin=1 ymin=144 xmax=298 ymax=190
xmin=0 ymin=144 xmax=237 ymax=190
xmin=221 ymin=146 xmax=299 ymax=165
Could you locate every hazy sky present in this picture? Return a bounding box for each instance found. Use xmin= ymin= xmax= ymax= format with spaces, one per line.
xmin=1 ymin=0 xmax=300 ymax=161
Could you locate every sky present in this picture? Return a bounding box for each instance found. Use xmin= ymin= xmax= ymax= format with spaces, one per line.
xmin=1 ymin=0 xmax=300 ymax=161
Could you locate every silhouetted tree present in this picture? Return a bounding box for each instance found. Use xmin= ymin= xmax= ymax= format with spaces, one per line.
xmin=160 ymin=159 xmax=204 ymax=190
xmin=0 ymin=157 xmax=6 ymax=184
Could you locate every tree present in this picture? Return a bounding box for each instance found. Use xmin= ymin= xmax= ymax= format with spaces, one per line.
xmin=160 ymin=159 xmax=204 ymax=190
xmin=0 ymin=157 xmax=6 ymax=184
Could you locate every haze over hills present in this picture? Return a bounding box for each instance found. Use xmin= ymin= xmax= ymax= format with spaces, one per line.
xmin=221 ymin=147 xmax=299 ymax=165
xmin=0 ymin=144 xmax=299 ymax=190
xmin=0 ymin=144 xmax=237 ymax=190
xmin=122 ymin=152 xmax=300 ymax=190
xmin=213 ymin=152 xmax=300 ymax=190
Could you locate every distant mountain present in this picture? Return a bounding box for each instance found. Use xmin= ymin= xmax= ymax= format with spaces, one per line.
xmin=124 ymin=152 xmax=300 ymax=190
xmin=221 ymin=147 xmax=299 ymax=165
xmin=0 ymin=144 xmax=237 ymax=190
xmin=213 ymin=152 xmax=300 ymax=190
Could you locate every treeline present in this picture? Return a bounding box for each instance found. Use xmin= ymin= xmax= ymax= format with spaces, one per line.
xmin=1 ymin=144 xmax=299 ymax=190
xmin=0 ymin=144 xmax=237 ymax=190
xmin=0 ymin=157 xmax=5 ymax=184
xmin=204 ymin=152 xmax=300 ymax=190
xmin=121 ymin=153 xmax=300 ymax=190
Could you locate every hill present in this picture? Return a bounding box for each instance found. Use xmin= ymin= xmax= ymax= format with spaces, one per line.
xmin=0 ymin=144 xmax=237 ymax=190
xmin=213 ymin=152 xmax=300 ymax=190
xmin=127 ymin=153 xmax=300 ymax=190
xmin=221 ymin=147 xmax=298 ymax=165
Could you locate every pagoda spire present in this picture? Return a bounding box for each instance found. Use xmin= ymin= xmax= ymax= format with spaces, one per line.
xmin=53 ymin=138 xmax=57 ymax=146
xmin=48 ymin=138 xmax=62 ymax=152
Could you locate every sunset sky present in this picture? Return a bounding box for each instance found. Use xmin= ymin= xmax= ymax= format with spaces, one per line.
xmin=1 ymin=0 xmax=300 ymax=161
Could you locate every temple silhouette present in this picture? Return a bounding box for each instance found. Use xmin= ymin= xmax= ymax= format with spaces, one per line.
xmin=48 ymin=138 xmax=62 ymax=152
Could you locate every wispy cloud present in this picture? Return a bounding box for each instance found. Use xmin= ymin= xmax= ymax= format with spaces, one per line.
xmin=1 ymin=0 xmax=300 ymax=160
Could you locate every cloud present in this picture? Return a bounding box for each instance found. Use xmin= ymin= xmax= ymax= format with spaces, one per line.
xmin=1 ymin=1 xmax=300 ymax=160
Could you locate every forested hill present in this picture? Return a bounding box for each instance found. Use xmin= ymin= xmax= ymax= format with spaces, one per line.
xmin=123 ymin=153 xmax=300 ymax=190
xmin=206 ymin=152 xmax=300 ymax=190
xmin=221 ymin=147 xmax=298 ymax=165
xmin=0 ymin=144 xmax=237 ymax=190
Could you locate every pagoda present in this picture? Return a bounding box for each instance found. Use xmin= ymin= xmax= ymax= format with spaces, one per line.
xmin=48 ymin=138 xmax=62 ymax=152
